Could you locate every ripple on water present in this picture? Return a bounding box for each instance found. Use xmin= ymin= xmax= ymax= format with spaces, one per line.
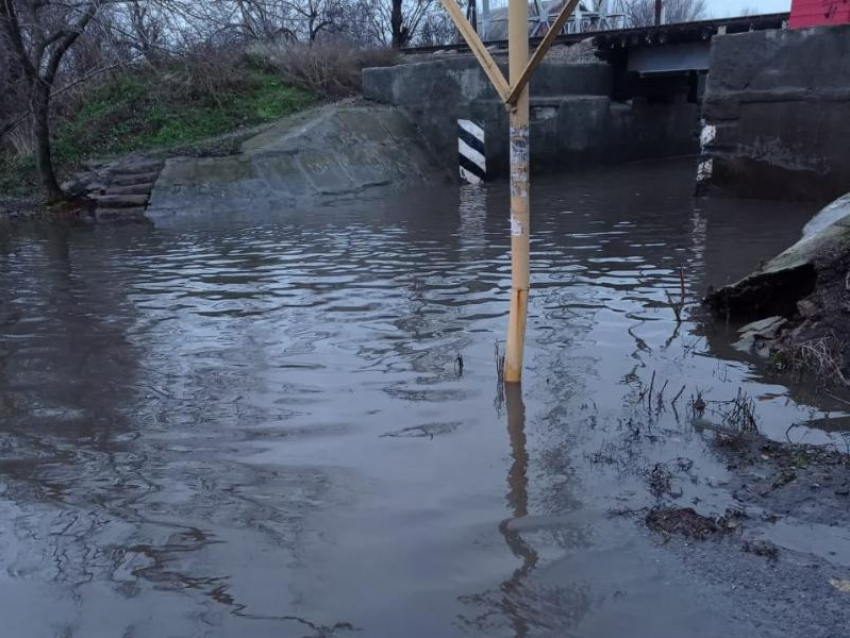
xmin=0 ymin=160 xmax=845 ymax=636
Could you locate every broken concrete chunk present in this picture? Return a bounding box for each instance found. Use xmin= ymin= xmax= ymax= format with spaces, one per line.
xmin=733 ymin=316 xmax=787 ymax=355
xmin=803 ymin=192 xmax=850 ymax=238
xmin=741 ymin=316 xmax=787 ymax=338
xmin=706 ymin=192 xmax=850 ymax=321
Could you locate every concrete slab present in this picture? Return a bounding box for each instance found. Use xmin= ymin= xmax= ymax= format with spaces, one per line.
xmin=147 ymin=102 xmax=446 ymax=218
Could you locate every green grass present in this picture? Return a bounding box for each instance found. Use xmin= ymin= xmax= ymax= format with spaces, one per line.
xmin=0 ymin=64 xmax=316 ymax=197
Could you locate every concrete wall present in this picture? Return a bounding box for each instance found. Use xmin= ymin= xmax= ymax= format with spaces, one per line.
xmin=699 ymin=25 xmax=850 ymax=201
xmin=362 ymin=56 xmax=699 ymax=178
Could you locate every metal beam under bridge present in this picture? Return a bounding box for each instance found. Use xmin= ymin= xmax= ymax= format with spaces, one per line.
xmin=627 ymin=41 xmax=710 ymax=74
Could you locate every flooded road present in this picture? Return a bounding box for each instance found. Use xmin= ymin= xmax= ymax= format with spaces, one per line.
xmin=1 ymin=159 xmax=847 ymax=637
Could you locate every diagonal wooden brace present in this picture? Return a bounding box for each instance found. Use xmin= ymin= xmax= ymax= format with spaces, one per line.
xmin=505 ymin=0 xmax=581 ymax=106
xmin=439 ymin=0 xmax=511 ymax=103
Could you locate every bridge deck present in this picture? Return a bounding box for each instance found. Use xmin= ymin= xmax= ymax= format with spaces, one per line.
xmin=401 ymin=12 xmax=789 ymax=55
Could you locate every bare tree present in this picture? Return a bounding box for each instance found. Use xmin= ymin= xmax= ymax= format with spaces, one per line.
xmin=352 ymin=0 xmax=436 ymax=47
xmin=0 ymin=0 xmax=103 ymax=200
xmin=282 ymin=0 xmax=345 ymax=41
xmin=620 ymin=0 xmax=707 ymax=27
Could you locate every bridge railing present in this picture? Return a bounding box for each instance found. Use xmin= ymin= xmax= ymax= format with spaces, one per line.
xmin=481 ymin=1 xmax=628 ymax=40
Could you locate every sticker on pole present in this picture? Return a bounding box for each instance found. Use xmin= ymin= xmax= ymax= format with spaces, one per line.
xmin=510 ymin=215 xmax=524 ymax=237
xmin=509 ymin=126 xmax=529 ymax=199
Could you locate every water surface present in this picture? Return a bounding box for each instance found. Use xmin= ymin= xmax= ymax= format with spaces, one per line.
xmin=0 ymin=159 xmax=844 ymax=637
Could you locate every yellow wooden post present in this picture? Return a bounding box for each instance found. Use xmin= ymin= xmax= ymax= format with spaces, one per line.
xmin=438 ymin=0 xmax=580 ymax=383
xmin=504 ymin=0 xmax=530 ymax=383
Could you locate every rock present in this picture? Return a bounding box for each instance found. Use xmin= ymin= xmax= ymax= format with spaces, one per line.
xmin=797 ymin=299 xmax=820 ymax=319
xmin=742 ymin=539 xmax=780 ymax=560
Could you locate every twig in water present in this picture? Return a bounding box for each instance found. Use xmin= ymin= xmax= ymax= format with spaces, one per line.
xmin=647 ymin=371 xmax=656 ymax=408
xmin=665 ymin=290 xmax=683 ymax=323
xmin=494 ymin=341 xmax=505 ymax=385
xmin=664 ymin=265 xmax=687 ymax=324
xmin=690 ymin=390 xmax=707 ymax=418
xmin=494 ymin=341 xmax=506 ymax=412
xmin=454 ymin=354 xmax=464 ymax=377
xmin=671 ymin=385 xmax=686 ymax=406
xmin=656 ymin=380 xmax=669 ymax=413
xmin=719 ymin=388 xmax=759 ymax=435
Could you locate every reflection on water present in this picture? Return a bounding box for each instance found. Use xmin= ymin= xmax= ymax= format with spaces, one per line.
xmin=500 ymin=385 xmax=537 ymax=638
xmin=0 ymin=158 xmax=845 ymax=637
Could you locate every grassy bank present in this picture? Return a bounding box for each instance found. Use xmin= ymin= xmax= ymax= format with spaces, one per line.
xmin=0 ymin=59 xmax=316 ymax=197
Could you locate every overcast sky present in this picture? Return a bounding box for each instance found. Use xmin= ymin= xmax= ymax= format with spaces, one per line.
xmin=708 ymin=0 xmax=791 ymax=17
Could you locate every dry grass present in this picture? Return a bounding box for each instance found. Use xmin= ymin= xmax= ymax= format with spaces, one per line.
xmin=720 ymin=389 xmax=759 ymax=436
xmin=256 ymin=41 xmax=398 ymax=99
xmin=792 ymin=335 xmax=850 ymax=388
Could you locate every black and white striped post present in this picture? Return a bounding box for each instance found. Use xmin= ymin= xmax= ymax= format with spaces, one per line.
xmin=458 ymin=119 xmax=486 ymax=185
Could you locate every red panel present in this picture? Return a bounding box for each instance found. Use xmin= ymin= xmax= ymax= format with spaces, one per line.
xmin=790 ymin=0 xmax=850 ymax=28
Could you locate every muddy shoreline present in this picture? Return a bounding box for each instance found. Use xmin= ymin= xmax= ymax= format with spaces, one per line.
xmin=636 ymin=431 xmax=850 ymax=637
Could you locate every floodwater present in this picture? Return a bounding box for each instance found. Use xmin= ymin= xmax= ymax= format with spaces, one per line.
xmin=0 ymin=159 xmax=846 ymax=637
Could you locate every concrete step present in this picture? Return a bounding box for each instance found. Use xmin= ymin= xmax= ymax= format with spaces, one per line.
xmin=95 ymin=207 xmax=147 ymax=222
xmin=116 ymin=158 xmax=164 ymax=173
xmin=92 ymin=193 xmax=150 ymax=208
xmin=111 ymin=171 xmax=161 ymax=186
xmin=102 ymin=183 xmax=153 ymax=196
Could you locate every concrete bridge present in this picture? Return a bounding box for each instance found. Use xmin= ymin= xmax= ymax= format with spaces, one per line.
xmin=367 ymin=16 xmax=850 ymax=202
xmin=406 ymin=12 xmax=789 ymax=77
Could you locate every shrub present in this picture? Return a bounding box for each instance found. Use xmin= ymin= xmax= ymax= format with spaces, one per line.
xmin=258 ymin=41 xmax=398 ymax=99
xmin=0 ymin=48 xmax=317 ymax=196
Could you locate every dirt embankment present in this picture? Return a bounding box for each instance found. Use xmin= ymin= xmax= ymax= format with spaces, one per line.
xmin=706 ymin=193 xmax=850 ymax=384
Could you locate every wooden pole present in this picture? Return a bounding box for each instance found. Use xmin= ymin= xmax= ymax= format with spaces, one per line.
xmin=438 ymin=0 xmax=579 ymax=383
xmin=504 ymin=0 xmax=530 ymax=384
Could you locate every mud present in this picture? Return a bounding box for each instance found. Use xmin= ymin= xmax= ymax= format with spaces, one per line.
xmin=646 ymin=506 xmax=738 ymax=540
xmin=720 ymin=435 xmax=850 ymax=527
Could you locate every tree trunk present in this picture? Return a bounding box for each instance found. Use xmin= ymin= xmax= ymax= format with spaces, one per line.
xmin=30 ymin=81 xmax=63 ymax=202
xmin=391 ymin=0 xmax=405 ymax=48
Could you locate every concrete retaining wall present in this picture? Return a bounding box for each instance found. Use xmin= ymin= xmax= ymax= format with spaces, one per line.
xmin=363 ymin=56 xmax=699 ymax=178
xmin=699 ymin=26 xmax=850 ymax=201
